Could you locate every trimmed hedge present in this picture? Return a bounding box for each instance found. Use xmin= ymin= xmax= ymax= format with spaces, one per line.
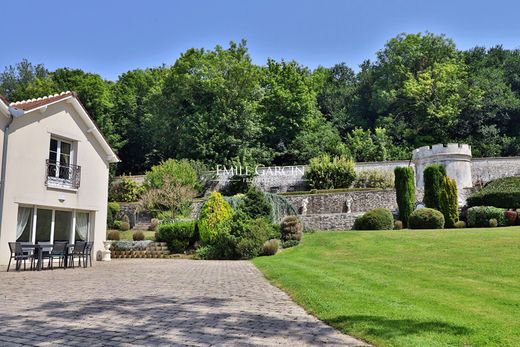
xmin=156 ymin=221 xmax=197 ymax=253
xmin=353 ymin=208 xmax=394 ymax=230
xmin=439 ymin=176 xmax=458 ymax=228
xmin=409 ymin=208 xmax=445 ymax=229
xmin=306 ymin=154 xmax=356 ymax=190
xmin=423 ymin=165 xmax=446 ymax=210
xmin=466 ymin=176 xmax=520 ymax=208
xmin=394 ymin=166 xmax=416 ymax=227
xmin=466 ymin=206 xmax=507 ymax=227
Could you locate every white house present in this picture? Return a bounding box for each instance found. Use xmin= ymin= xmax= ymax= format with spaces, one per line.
xmin=0 ymin=91 xmax=119 ymax=265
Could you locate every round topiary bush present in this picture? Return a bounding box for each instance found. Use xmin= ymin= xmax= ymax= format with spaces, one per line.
xmin=394 ymin=220 xmax=403 ymax=230
xmin=504 ymin=210 xmax=518 ymax=226
xmin=280 ymin=216 xmax=303 ymax=241
xmin=489 ymin=218 xmax=498 ymax=228
xmin=107 ymin=230 xmax=120 ymax=241
xmin=198 ymin=192 xmax=233 ymax=244
xmin=262 ymin=239 xmax=279 ymax=256
xmin=454 ymin=220 xmax=466 ymax=228
xmin=353 ymin=208 xmax=394 ymax=230
xmin=133 ymin=230 xmax=145 ymax=241
xmin=408 ymin=208 xmax=445 ymax=229
xmin=119 ymin=221 xmax=131 ymax=231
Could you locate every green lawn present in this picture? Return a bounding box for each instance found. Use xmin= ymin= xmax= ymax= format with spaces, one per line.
xmin=253 ymin=228 xmax=520 ymax=347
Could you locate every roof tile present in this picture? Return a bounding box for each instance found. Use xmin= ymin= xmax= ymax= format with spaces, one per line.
xmin=9 ymin=91 xmax=73 ymax=111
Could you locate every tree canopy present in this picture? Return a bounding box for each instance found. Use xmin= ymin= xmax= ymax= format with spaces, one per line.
xmin=2 ymin=33 xmax=520 ymax=174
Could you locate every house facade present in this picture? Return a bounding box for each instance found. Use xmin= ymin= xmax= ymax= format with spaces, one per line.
xmin=0 ymin=92 xmax=119 ymax=265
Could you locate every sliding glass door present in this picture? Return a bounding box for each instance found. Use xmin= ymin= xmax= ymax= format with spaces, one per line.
xmin=16 ymin=206 xmax=91 ymax=243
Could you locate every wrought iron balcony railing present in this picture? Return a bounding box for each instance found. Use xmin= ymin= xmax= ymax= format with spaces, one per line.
xmin=45 ymin=160 xmax=81 ymax=189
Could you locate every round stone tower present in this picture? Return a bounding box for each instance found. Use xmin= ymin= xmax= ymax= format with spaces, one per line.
xmin=412 ymin=143 xmax=473 ymax=189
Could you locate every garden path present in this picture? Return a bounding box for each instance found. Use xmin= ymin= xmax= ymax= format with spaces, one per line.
xmin=0 ymin=259 xmax=368 ymax=346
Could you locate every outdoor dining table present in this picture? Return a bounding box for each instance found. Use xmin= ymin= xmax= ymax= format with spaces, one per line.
xmin=21 ymin=243 xmax=74 ymax=271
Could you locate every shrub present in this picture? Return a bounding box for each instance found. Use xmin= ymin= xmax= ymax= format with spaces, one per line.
xmin=121 ymin=214 xmax=130 ymax=224
xmin=113 ymin=220 xmax=123 ymax=230
xmin=353 ymin=208 xmax=394 ymax=230
xmin=156 ymin=221 xmax=196 ymax=253
xmin=107 ymin=202 xmax=120 ymax=228
xmin=454 ymin=221 xmax=466 ymax=228
xmin=144 ymin=159 xmax=198 ymax=190
xmin=234 ymin=217 xmax=272 ymax=259
xmin=423 ymin=165 xmax=446 ymax=210
xmin=262 ymin=239 xmax=280 ymax=256
xmin=241 ymin=186 xmax=273 ymax=220
xmin=280 ymin=216 xmax=303 ymax=242
xmin=107 ymin=230 xmax=120 ymax=241
xmin=394 ymin=167 xmax=416 ymax=227
xmin=439 ymin=176 xmax=459 ymax=228
xmin=489 ymin=218 xmax=498 ymax=228
xmin=198 ymin=192 xmax=233 ymax=244
xmin=220 ymin=173 xmax=255 ymax=196
xmin=394 ymin=220 xmax=403 ymax=230
xmin=353 ymin=170 xmax=394 ymax=189
xmin=466 ymin=206 xmax=507 ymax=227
xmin=466 ymin=176 xmax=520 ymax=208
xmin=109 ymin=176 xmax=143 ymax=202
xmin=281 ymin=240 xmax=300 ymax=248
xmin=132 ymin=230 xmax=145 ymax=241
xmin=504 ymin=210 xmax=518 ymax=226
xmin=306 ymin=154 xmax=356 ymax=190
xmin=148 ymin=218 xmax=160 ymax=231
xmin=409 ymin=208 xmax=445 ymax=229
xmin=119 ymin=221 xmax=131 ymax=231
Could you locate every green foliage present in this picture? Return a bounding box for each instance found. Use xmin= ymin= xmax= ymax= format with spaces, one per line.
xmin=280 ymin=215 xmax=303 ymax=241
xmin=241 ymin=186 xmax=273 ymax=221
xmin=394 ymin=167 xmax=416 ymax=227
xmin=353 ymin=208 xmax=394 ymax=230
xmin=353 ymin=169 xmax=394 ymax=189
xmin=466 ymin=176 xmax=520 ymax=208
xmin=281 ymin=239 xmax=300 ymax=249
xmin=454 ymin=221 xmax=466 ymax=228
xmin=394 ymin=220 xmax=403 ymax=230
xmin=132 ymin=230 xmax=145 ymax=241
xmin=220 ymin=173 xmax=254 ymax=196
xmin=156 ymin=221 xmax=196 ymax=253
xmin=198 ymin=192 xmax=233 ymax=244
xmin=144 ymin=159 xmax=198 ymax=190
xmin=107 ymin=202 xmax=120 ymax=228
xmin=504 ymin=210 xmax=518 ymax=226
xmin=119 ymin=221 xmax=130 ymax=231
xmin=306 ymin=154 xmax=356 ymax=190
xmin=262 ymin=239 xmax=280 ymax=256
xmin=466 ymin=206 xmax=507 ymax=227
xmin=109 ymin=177 xmax=143 ymax=202
xmin=423 ymin=165 xmax=446 ymax=209
xmin=107 ymin=230 xmax=120 ymax=241
xmin=439 ymin=176 xmax=459 ymax=228
xmin=409 ymin=208 xmax=445 ymax=229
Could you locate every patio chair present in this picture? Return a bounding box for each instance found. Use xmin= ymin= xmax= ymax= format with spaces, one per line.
xmin=48 ymin=242 xmax=68 ymax=270
xmin=7 ymin=242 xmax=33 ymax=272
xmin=37 ymin=242 xmax=53 ymax=269
xmin=84 ymin=241 xmax=94 ymax=267
xmin=68 ymin=241 xmax=86 ymax=268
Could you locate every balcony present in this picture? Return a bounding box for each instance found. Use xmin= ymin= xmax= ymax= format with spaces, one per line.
xmin=45 ymin=160 xmax=81 ymax=190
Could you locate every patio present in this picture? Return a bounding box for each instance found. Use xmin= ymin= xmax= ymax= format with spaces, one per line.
xmin=0 ymin=259 xmax=366 ymax=346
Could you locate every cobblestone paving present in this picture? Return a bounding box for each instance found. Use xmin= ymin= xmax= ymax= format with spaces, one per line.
xmin=0 ymin=259 xmax=368 ymax=346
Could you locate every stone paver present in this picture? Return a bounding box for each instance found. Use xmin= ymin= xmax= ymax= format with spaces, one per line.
xmin=0 ymin=259 xmax=368 ymax=346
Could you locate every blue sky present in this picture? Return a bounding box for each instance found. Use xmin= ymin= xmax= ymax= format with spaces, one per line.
xmin=3 ymin=0 xmax=520 ymax=80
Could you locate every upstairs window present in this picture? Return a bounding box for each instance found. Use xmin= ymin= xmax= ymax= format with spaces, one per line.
xmin=46 ymin=137 xmax=81 ymax=189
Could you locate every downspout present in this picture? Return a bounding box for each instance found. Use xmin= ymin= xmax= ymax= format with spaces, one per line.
xmin=0 ymin=107 xmax=24 ymax=229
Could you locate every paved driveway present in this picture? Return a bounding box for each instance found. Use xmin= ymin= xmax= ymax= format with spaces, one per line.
xmin=0 ymin=259 xmax=367 ymax=346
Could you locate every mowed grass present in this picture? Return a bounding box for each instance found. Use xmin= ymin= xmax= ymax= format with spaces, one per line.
xmin=253 ymin=227 xmax=520 ymax=347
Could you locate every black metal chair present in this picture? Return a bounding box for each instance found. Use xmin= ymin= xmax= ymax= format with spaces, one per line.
xmin=68 ymin=241 xmax=86 ymax=268
xmin=7 ymin=242 xmax=33 ymax=272
xmin=84 ymin=241 xmax=94 ymax=267
xmin=48 ymin=242 xmax=67 ymax=270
